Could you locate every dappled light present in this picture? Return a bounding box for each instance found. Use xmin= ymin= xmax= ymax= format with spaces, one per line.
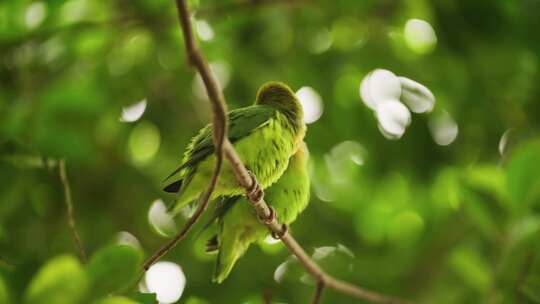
xmin=376 ymin=99 xmax=411 ymax=140
xmin=120 ymin=99 xmax=147 ymax=123
xmin=296 ymin=86 xmax=323 ymax=124
xmin=24 ymin=2 xmax=47 ymax=30
xmin=148 ymin=199 xmax=177 ymax=238
xmin=1 ymin=0 xmax=539 ymax=303
xmin=404 ymin=18 xmax=437 ymax=54
xmin=429 ymin=111 xmax=459 ymax=146
xmin=128 ymin=121 xmax=161 ymax=164
xmin=144 ymin=261 xmax=186 ymax=304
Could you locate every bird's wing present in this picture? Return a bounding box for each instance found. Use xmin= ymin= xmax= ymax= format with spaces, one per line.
xmin=196 ymin=195 xmax=241 ymax=251
xmin=206 ymin=196 xmax=240 ymax=229
xmin=163 ymin=105 xmax=276 ymax=189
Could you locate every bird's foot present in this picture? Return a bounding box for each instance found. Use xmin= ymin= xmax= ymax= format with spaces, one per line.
xmin=257 ymin=205 xmax=276 ymax=225
xmin=271 ymin=224 xmax=288 ymax=240
xmin=246 ymin=170 xmax=264 ymax=202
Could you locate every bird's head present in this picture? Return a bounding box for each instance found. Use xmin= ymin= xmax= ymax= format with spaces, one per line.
xmin=255 ymin=81 xmax=302 ymax=116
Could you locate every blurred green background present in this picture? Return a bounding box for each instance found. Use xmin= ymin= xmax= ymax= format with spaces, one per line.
xmin=1 ymin=0 xmax=540 ymax=303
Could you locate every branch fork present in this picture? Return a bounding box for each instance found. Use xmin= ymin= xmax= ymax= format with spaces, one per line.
xmin=142 ymin=1 xmax=413 ymax=303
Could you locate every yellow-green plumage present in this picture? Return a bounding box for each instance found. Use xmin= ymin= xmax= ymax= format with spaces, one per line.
xmin=164 ymin=82 xmax=306 ymax=215
xmin=211 ymin=143 xmax=310 ymax=283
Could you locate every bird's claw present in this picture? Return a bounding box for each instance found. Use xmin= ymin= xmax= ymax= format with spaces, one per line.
xmin=271 ymin=223 xmax=288 ymax=240
xmin=246 ymin=170 xmax=264 ymax=202
xmin=257 ymin=205 xmax=276 ymax=225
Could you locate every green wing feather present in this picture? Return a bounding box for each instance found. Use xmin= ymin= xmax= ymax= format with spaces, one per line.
xmin=197 ymin=196 xmax=240 ymax=248
xmin=164 ymin=105 xmax=277 ymax=192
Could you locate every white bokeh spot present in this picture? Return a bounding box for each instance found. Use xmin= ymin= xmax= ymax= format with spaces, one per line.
xmin=25 ymin=2 xmax=47 ymax=29
xmin=359 ymin=69 xmax=401 ymax=110
xmin=196 ymin=20 xmax=214 ymax=41
xmin=376 ymin=99 xmax=411 ymax=140
xmin=145 ymin=261 xmax=186 ymax=304
xmin=398 ymin=76 xmax=435 ymax=113
xmin=296 ymin=86 xmax=323 ymax=124
xmin=120 ymin=99 xmax=147 ymax=122
xmin=429 ymin=111 xmax=458 ymax=146
xmin=404 ymin=19 xmax=437 ymax=54
xmin=148 ymin=199 xmax=177 ymax=237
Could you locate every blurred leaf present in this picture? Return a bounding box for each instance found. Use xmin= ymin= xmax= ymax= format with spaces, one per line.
xmin=184 ymin=296 xmax=209 ymax=304
xmin=273 ymin=255 xmax=303 ymax=284
xmin=93 ymin=296 xmax=138 ymax=304
xmin=86 ymin=245 xmax=143 ymax=297
xmin=522 ymin=274 xmax=540 ymax=303
xmin=450 ymin=247 xmax=492 ymax=294
xmin=24 ymin=255 xmax=88 ymax=304
xmin=431 ymin=167 xmax=462 ymax=211
xmin=127 ymin=293 xmax=157 ymax=304
xmin=506 ymin=139 xmax=540 ymax=211
xmin=464 ymin=164 xmax=507 ymax=204
xmin=461 ymin=189 xmax=499 ymax=239
xmin=0 ymin=274 xmax=9 ymax=304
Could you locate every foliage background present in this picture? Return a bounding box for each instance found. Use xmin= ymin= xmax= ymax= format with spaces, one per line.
xmin=1 ymin=0 xmax=540 ymax=303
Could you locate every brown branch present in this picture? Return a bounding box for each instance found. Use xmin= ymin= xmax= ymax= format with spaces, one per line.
xmin=154 ymin=1 xmax=412 ymax=303
xmin=262 ymin=288 xmax=273 ymax=304
xmin=140 ymin=0 xmax=229 ymax=272
xmin=58 ymin=159 xmax=87 ymax=263
xmin=312 ymin=280 xmax=325 ymax=304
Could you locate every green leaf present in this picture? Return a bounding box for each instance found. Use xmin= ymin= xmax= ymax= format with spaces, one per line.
xmin=450 ymin=247 xmax=492 ymax=294
xmin=522 ymin=274 xmax=540 ymax=303
xmin=86 ymin=245 xmax=143 ymax=297
xmin=93 ymin=296 xmax=138 ymax=304
xmin=184 ymin=296 xmax=209 ymax=304
xmin=0 ymin=274 xmax=9 ymax=304
xmin=128 ymin=293 xmax=157 ymax=304
xmin=464 ymin=164 xmax=508 ymax=205
xmin=24 ymin=255 xmax=88 ymax=304
xmin=506 ymin=140 xmax=540 ymax=210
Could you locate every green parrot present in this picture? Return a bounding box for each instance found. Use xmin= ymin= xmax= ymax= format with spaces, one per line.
xmin=206 ymin=142 xmax=310 ymax=283
xmin=164 ymin=81 xmax=306 ymax=215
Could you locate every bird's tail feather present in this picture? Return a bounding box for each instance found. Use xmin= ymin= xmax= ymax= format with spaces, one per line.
xmin=163 ymin=179 xmax=182 ymax=193
xmin=213 ymin=235 xmax=249 ymax=283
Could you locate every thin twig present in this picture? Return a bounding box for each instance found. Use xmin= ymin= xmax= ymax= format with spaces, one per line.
xmin=166 ymin=1 xmax=412 ymax=303
xmin=312 ymin=280 xmax=325 ymax=304
xmin=59 ymin=159 xmax=87 ymax=263
xmin=140 ymin=0 xmax=229 ymax=271
xmin=262 ymin=288 xmax=273 ymax=304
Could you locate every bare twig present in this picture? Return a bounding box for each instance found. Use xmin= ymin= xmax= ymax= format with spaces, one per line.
xmin=148 ymin=1 xmax=412 ymax=303
xmin=262 ymin=288 xmax=273 ymax=304
xmin=141 ymin=0 xmax=229 ymax=271
xmin=312 ymin=280 xmax=325 ymax=304
xmin=59 ymin=159 xmax=87 ymax=263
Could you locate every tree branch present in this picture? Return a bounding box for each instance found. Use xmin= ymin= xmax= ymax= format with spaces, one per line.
xmin=312 ymin=280 xmax=325 ymax=304
xmin=141 ymin=0 xmax=229 ymax=271
xmin=151 ymin=1 xmax=412 ymax=303
xmin=59 ymin=159 xmax=87 ymax=263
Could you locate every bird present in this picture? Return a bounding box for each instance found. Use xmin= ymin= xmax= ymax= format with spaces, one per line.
xmin=206 ymin=142 xmax=310 ymax=283
xmin=164 ymin=81 xmax=306 ymax=216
